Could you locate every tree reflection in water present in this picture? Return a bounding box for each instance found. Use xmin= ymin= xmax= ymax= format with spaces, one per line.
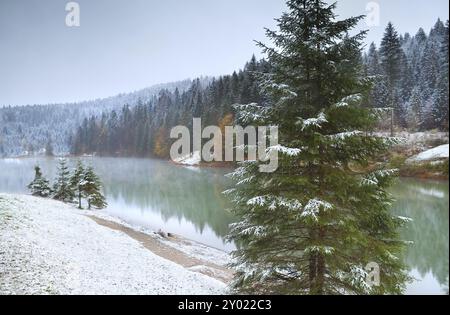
xmin=391 ymin=178 xmax=449 ymax=294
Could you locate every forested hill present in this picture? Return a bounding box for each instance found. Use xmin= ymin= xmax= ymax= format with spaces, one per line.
xmin=70 ymin=56 xmax=269 ymax=157
xmin=71 ymin=20 xmax=449 ymax=159
xmin=0 ymin=79 xmax=198 ymax=157
xmin=364 ymin=19 xmax=449 ymax=130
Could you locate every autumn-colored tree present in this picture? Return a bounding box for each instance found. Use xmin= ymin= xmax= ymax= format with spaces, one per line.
xmin=217 ymin=113 xmax=234 ymax=160
xmin=153 ymin=127 xmax=169 ymax=158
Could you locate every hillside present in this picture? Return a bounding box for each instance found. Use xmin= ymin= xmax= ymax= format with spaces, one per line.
xmin=0 ymin=79 xmax=201 ymax=157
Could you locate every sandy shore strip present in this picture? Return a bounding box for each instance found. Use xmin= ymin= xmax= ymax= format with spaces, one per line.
xmin=86 ymin=215 xmax=233 ymax=283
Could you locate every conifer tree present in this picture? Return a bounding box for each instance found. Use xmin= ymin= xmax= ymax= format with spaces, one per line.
xmin=406 ymin=88 xmax=424 ymax=131
xmin=442 ymin=20 xmax=449 ymax=76
xmin=366 ymin=43 xmax=382 ymax=76
xmin=83 ymin=166 xmax=107 ymax=209
xmin=70 ymin=160 xmax=86 ymax=209
xmin=420 ymin=41 xmax=439 ymax=99
xmin=380 ymin=22 xmax=403 ymax=85
xmin=53 ymin=158 xmax=74 ymax=202
xmin=365 ymin=43 xmax=390 ymax=109
xmin=432 ymin=20 xmax=450 ymax=131
xmin=28 ymin=165 xmax=52 ymax=197
xmin=226 ymin=0 xmax=409 ymax=295
xmin=380 ymin=22 xmax=404 ymax=125
xmin=432 ymin=79 xmax=449 ymax=131
xmin=399 ymin=52 xmax=413 ymax=108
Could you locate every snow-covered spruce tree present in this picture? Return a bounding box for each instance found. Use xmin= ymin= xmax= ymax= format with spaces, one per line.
xmin=225 ymin=0 xmax=409 ymax=295
xmin=432 ymin=20 xmax=449 ymax=131
xmin=379 ymin=22 xmax=405 ymax=127
xmin=364 ymin=42 xmax=390 ymax=109
xmin=53 ymin=158 xmax=74 ymax=202
xmin=432 ymin=79 xmax=449 ymax=131
xmin=27 ymin=165 xmax=52 ymax=197
xmin=82 ymin=166 xmax=107 ymax=209
xmin=406 ymin=88 xmax=424 ymax=131
xmin=70 ymin=160 xmax=85 ymax=209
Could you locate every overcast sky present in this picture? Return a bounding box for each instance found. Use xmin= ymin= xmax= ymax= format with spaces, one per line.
xmin=1 ymin=0 xmax=448 ymax=106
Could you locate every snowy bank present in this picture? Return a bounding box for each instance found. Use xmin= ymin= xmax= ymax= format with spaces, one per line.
xmin=0 ymin=194 xmax=226 ymax=295
xmin=173 ymin=151 xmax=201 ymax=166
xmin=407 ymin=144 xmax=449 ymax=163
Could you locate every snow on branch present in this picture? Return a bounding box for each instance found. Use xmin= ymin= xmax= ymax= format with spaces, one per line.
xmin=333 ymin=93 xmax=363 ymax=108
xmin=373 ymin=169 xmax=399 ymax=178
xmin=247 ymin=196 xmax=268 ymax=207
xmin=394 ymin=216 xmax=413 ymax=228
xmin=222 ymin=188 xmax=237 ymax=196
xmin=348 ymin=265 xmax=372 ymax=292
xmin=385 ymin=250 xmax=399 ymax=261
xmin=229 ymin=219 xmax=269 ymax=237
xmin=376 ymin=135 xmax=405 ymax=146
xmin=304 ymin=245 xmax=335 ymax=255
xmin=360 ymin=169 xmax=398 ymax=187
xmin=266 ymin=144 xmax=302 ymax=157
xmin=246 ymin=195 xmax=303 ymax=211
xmin=236 ymin=175 xmax=256 ymax=186
xmin=233 ymin=103 xmax=269 ymax=124
xmin=360 ymin=176 xmax=378 ymax=187
xmin=240 ymin=225 xmax=268 ymax=237
xmin=327 ymin=131 xmax=364 ymax=141
xmin=231 ymin=259 xmax=277 ymax=283
xmin=229 ymin=220 xmax=251 ymax=231
xmin=226 ymin=165 xmax=252 ymax=180
xmin=300 ymin=198 xmax=333 ymax=222
xmin=258 ymin=73 xmax=297 ymax=98
xmin=297 ymin=112 xmax=328 ymax=131
xmin=396 ymin=216 xmax=413 ymax=223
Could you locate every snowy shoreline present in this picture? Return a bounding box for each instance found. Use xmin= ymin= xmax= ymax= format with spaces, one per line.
xmin=0 ymin=194 xmax=229 ymax=295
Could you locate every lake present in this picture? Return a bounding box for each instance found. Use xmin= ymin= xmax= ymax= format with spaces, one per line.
xmin=0 ymin=157 xmax=448 ymax=294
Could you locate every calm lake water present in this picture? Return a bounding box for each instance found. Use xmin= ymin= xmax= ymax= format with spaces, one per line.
xmin=0 ymin=157 xmax=448 ymax=295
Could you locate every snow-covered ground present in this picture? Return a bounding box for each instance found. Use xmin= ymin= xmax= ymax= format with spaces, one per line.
xmin=407 ymin=144 xmax=449 ymax=163
xmin=0 ymin=194 xmax=226 ymax=295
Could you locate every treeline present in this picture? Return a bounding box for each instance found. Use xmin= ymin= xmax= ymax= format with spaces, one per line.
xmin=0 ymin=79 xmax=194 ymax=157
xmin=364 ymin=19 xmax=449 ymax=131
xmin=70 ymin=20 xmax=449 ymax=160
xmin=70 ymin=56 xmax=269 ymax=158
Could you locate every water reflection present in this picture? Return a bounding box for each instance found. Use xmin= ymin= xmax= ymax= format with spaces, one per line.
xmin=391 ymin=178 xmax=449 ymax=295
xmin=94 ymin=158 xmax=235 ymax=246
xmin=0 ymin=157 xmax=235 ymax=250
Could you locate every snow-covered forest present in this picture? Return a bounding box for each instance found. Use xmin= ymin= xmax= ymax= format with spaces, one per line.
xmin=0 ymin=20 xmax=448 ymax=159
xmin=70 ymin=57 xmax=268 ymax=157
xmin=71 ymin=19 xmax=449 ymax=159
xmin=365 ymin=19 xmax=449 ymax=131
xmin=0 ymin=79 xmax=197 ymax=157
